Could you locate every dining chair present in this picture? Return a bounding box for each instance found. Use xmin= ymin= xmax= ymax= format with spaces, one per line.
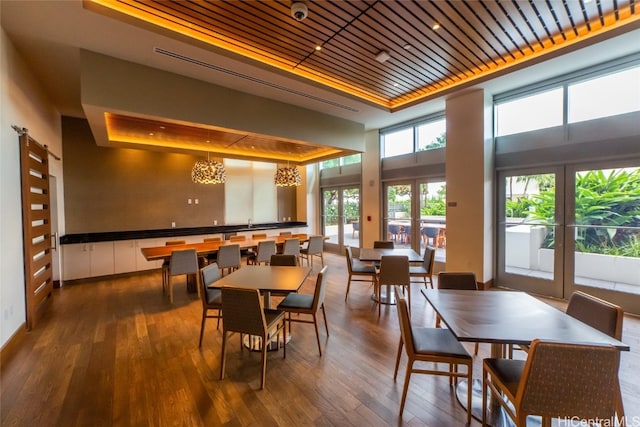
xmin=203 ymin=237 xmax=222 ymax=264
xmin=421 ymin=227 xmax=439 ymax=247
xmin=217 ymin=244 xmax=241 ymax=276
xmin=387 ymin=224 xmax=400 ymax=242
xmin=162 ymin=239 xmax=186 ymax=293
xmin=167 ymin=248 xmax=199 ymax=304
xmin=300 ymin=235 xmax=324 ymax=268
xmin=393 ymin=286 xmax=472 ymax=423
xmin=373 ymin=240 xmax=394 ymax=249
xmin=277 ymin=265 xmax=329 ymax=356
xmin=251 ymin=233 xmax=267 ymax=240
xmin=512 ymin=290 xmax=624 ymax=357
xmin=269 ymin=254 xmax=298 ymax=266
xmin=279 ymin=231 xmax=292 ymax=236
xmin=436 ymin=271 xmax=479 ymax=355
xmin=482 ymin=339 xmax=624 ymax=427
xmin=229 ymin=235 xmax=246 ymax=242
xmin=247 ymin=240 xmax=277 ymax=265
xmin=351 ymin=221 xmax=359 ymax=238
xmin=377 ymin=255 xmax=410 ymax=316
xmin=282 ymin=238 xmax=301 ymax=265
xmin=409 ymin=246 xmax=435 ymax=289
xmin=198 ymin=262 xmax=222 ymax=348
xmin=344 ymin=246 xmax=377 ymax=301
xmin=220 ymin=287 xmax=286 ymax=390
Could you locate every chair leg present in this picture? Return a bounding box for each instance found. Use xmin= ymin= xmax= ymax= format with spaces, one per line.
xmin=282 ymin=319 xmax=287 ymax=359
xmin=482 ymin=368 xmax=488 ymax=427
xmin=345 ymin=276 xmax=352 ymax=301
xmin=393 ymin=338 xmax=403 ymax=380
xmin=198 ymin=311 xmax=206 ymax=348
xmin=321 ymin=304 xmax=329 ymax=336
xmin=465 ymin=363 xmax=472 ymax=425
xmin=312 ymin=313 xmax=322 ymax=356
xmin=260 ymin=336 xmax=267 ymax=390
xmin=169 ymin=276 xmax=174 ymax=304
xmin=220 ymin=330 xmax=227 ymax=380
xmin=474 ymin=343 xmax=479 ymax=356
xmin=399 ymin=360 xmax=413 ymax=415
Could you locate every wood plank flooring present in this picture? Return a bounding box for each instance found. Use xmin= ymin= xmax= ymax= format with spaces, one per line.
xmin=2 ymin=251 xmax=639 ymax=426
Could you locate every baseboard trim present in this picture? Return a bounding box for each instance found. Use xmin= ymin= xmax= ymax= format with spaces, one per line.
xmin=1 ymin=324 xmax=27 ymax=367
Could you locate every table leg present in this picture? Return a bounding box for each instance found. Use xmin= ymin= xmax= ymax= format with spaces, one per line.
xmin=371 ymin=284 xmax=397 ymax=305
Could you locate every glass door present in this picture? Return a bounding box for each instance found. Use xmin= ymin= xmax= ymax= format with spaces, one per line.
xmin=321 ymin=186 xmax=360 ymax=253
xmin=418 ymin=180 xmax=447 ymax=262
xmin=496 ymin=168 xmax=564 ymax=297
xmin=384 ymin=183 xmax=412 ymax=248
xmin=566 ymin=163 xmax=640 ymax=305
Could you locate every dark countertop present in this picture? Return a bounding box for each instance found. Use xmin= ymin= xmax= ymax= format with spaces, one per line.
xmin=60 ymin=222 xmax=308 ymax=244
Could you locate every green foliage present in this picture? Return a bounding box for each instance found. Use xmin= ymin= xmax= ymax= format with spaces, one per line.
xmin=526 ymin=168 xmax=640 ymax=256
xmin=418 ymin=132 xmax=446 ymax=151
xmin=421 ymin=198 xmax=446 ymax=216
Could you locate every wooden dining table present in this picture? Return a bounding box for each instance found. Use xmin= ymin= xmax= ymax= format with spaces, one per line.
xmin=140 ymin=233 xmax=315 ymax=262
xmin=359 ymin=247 xmax=422 ymax=304
xmin=213 ymin=265 xmax=312 ymax=351
xmin=421 ymin=288 xmax=630 ymax=425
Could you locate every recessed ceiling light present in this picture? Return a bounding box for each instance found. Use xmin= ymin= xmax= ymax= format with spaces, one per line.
xmin=393 ymin=83 xmax=399 ymax=87
xmin=403 ymin=44 xmax=412 ymax=50
xmin=159 ymin=126 xmax=165 ymax=130
xmin=148 ymin=132 xmax=154 ymax=136
xmin=315 ymin=45 xmax=322 ymax=51
xmin=432 ymin=22 xmax=440 ymax=30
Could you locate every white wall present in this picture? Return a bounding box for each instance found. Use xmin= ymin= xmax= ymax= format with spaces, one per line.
xmin=1 ymin=28 xmax=62 ymax=348
xmin=361 ymin=129 xmax=381 ymax=248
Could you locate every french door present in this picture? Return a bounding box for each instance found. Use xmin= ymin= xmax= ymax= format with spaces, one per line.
xmin=497 ymin=160 xmax=640 ymax=312
xmin=321 ymin=186 xmax=360 ymax=253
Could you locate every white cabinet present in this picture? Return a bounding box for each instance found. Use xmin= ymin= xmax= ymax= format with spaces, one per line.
xmin=135 ymin=238 xmax=163 ymax=271
xmin=62 ymin=242 xmax=114 ymax=281
xmin=114 ymin=240 xmax=138 ymax=274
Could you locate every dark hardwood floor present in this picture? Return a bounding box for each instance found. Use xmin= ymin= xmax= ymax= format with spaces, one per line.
xmin=2 ymin=252 xmax=639 ymax=426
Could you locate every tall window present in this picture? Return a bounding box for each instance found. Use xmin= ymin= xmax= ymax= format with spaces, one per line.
xmin=495 ymin=88 xmax=563 ymax=137
xmin=320 ymin=153 xmax=361 ymax=170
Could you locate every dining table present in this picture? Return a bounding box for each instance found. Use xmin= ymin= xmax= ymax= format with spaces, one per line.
xmin=213 ymin=265 xmax=312 ymax=351
xmin=421 ymin=288 xmax=630 ymax=426
xmin=359 ymin=247 xmax=422 ymax=304
xmin=140 ymin=233 xmax=315 ymax=262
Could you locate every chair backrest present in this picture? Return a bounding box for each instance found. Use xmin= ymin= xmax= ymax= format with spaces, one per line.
xmin=394 ymin=286 xmax=414 ymax=357
xmin=166 ymin=240 xmax=186 ymax=246
xmin=229 ymin=235 xmax=246 ymax=242
xmin=256 ymin=240 xmax=277 ymax=263
xmin=387 ymin=224 xmax=400 ymax=234
xmin=437 ymin=272 xmax=478 ymax=290
xmin=345 ymin=247 xmax=355 ymax=272
xmin=566 ymin=291 xmax=623 ymax=340
xmin=201 ymin=262 xmax=221 ymax=287
xmin=221 ymin=287 xmax=266 ymax=337
xmin=279 ymin=231 xmax=292 ymax=236
xmin=307 ymin=235 xmax=324 ymax=255
xmin=352 ymin=222 xmax=359 ymax=231
xmin=270 ymin=254 xmax=297 ymax=266
xmin=422 ymin=246 xmax=436 ymax=272
xmin=378 ymin=256 xmax=410 ymax=286
xmin=252 ymin=233 xmax=267 ymax=240
xmin=517 ymin=339 xmax=621 ymax=421
xmin=283 ymin=238 xmax=300 ymax=256
xmin=312 ymin=266 xmax=329 ymax=311
xmin=374 ymin=240 xmax=394 ymax=249
xmin=203 ymin=237 xmax=222 ymax=243
xmin=217 ymin=244 xmax=241 ymax=269
xmin=169 ymin=249 xmax=199 ymax=275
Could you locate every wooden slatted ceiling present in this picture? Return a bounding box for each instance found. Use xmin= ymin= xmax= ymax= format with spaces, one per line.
xmin=92 ymin=0 xmax=638 ymax=109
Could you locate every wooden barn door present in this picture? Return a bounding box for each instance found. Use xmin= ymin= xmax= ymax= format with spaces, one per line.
xmin=19 ymin=133 xmax=54 ymax=330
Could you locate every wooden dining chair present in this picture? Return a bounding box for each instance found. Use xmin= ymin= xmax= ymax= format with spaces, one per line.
xmin=162 ymin=239 xmax=186 ymax=292
xmin=483 ymin=339 xmax=624 ymax=427
xmin=269 ymin=254 xmax=298 ymax=266
xmin=277 ymin=266 xmax=329 ymax=356
xmin=344 ymin=246 xmax=377 ymax=301
xmin=409 ymin=246 xmax=435 ymax=289
xmin=247 ymin=240 xmax=276 ymax=265
xmin=217 ymin=244 xmax=241 ymax=276
xmin=198 ymin=262 xmax=222 ymax=347
xmin=373 ymin=240 xmax=394 ymax=249
xmin=377 ymin=256 xmax=410 ymax=316
xmin=394 ymin=286 xmax=472 ymax=423
xmin=220 ymin=287 xmax=286 ymax=390
xmin=229 ymin=235 xmax=246 ymax=242
xmin=436 ymin=271 xmax=479 ymax=355
xmin=300 ymin=235 xmax=324 ymax=268
xmin=203 ymin=237 xmax=222 ymax=264
xmin=167 ymin=248 xmax=199 ymax=304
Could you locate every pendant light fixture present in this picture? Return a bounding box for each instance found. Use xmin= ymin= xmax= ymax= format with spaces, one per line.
xmin=192 ymin=152 xmax=226 ymax=184
xmin=274 ymin=161 xmax=301 ymax=187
